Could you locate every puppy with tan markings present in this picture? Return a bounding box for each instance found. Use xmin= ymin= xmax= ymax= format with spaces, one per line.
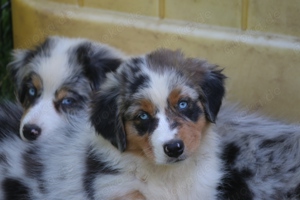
xmin=90 ymin=48 xmax=226 ymax=199
xmin=0 ymin=36 xmax=144 ymax=200
xmin=9 ymin=36 xmax=123 ymax=142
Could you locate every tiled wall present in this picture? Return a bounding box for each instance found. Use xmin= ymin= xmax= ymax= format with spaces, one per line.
xmin=49 ymin=0 xmax=300 ymax=37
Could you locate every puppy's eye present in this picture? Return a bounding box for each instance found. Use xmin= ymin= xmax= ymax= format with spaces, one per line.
xmin=28 ymin=87 xmax=37 ymax=97
xmin=138 ymin=112 xmax=150 ymax=120
xmin=178 ymin=100 xmax=188 ymax=109
xmin=61 ymin=98 xmax=75 ymax=106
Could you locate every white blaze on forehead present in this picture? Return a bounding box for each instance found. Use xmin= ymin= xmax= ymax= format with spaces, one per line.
xmin=147 ymin=73 xmax=170 ymax=110
xmin=36 ymin=54 xmax=71 ymax=94
xmin=142 ymin=69 xmax=179 ymax=163
xmin=33 ymin=38 xmax=85 ymax=96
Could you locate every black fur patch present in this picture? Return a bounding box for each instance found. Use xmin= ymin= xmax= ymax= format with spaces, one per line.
xmin=178 ymin=100 xmax=202 ymax=122
xmin=120 ymin=59 xmax=150 ymax=95
xmin=75 ymin=42 xmax=121 ymax=91
xmin=222 ymin=143 xmax=240 ymax=165
xmin=91 ymin=85 xmax=126 ymax=151
xmin=286 ymin=183 xmax=300 ymax=199
xmin=0 ymin=101 xmax=22 ymax=141
xmin=133 ymin=117 xmax=159 ymax=136
xmin=200 ymin=69 xmax=226 ymax=123
xmin=259 ymin=136 xmax=286 ymax=148
xmin=218 ymin=143 xmax=254 ymax=200
xmin=127 ymin=58 xmax=144 ymax=74
xmin=129 ymin=74 xmax=150 ymax=94
xmin=84 ymin=147 xmax=119 ymax=199
xmin=2 ymin=178 xmax=31 ymax=200
xmin=218 ymin=169 xmax=254 ymax=200
xmin=22 ymin=147 xmax=46 ymax=193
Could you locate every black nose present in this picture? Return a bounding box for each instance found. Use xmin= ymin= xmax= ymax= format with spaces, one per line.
xmin=22 ymin=124 xmax=41 ymax=141
xmin=163 ymin=140 xmax=184 ymax=158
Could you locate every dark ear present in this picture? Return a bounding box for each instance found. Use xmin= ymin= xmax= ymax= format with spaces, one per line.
xmin=90 ymin=83 xmax=126 ymax=152
xmin=7 ymin=37 xmax=53 ymax=101
xmin=7 ymin=50 xmax=35 ymax=103
xmin=7 ymin=50 xmax=33 ymax=85
xmin=76 ymin=43 xmax=123 ymax=91
xmin=200 ymin=68 xmax=226 ymax=123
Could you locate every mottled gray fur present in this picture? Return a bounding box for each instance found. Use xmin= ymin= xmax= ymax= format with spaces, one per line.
xmin=216 ymin=103 xmax=300 ymax=200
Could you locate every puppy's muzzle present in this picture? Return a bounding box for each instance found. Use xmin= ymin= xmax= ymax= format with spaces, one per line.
xmin=163 ymin=140 xmax=184 ymax=158
xmin=22 ymin=124 xmax=41 ymax=141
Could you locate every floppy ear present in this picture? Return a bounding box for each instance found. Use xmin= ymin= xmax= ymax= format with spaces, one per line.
xmin=76 ymin=43 xmax=123 ymax=91
xmin=7 ymin=50 xmax=33 ymax=84
xmin=90 ymin=80 xmax=127 ymax=152
xmin=7 ymin=50 xmax=35 ymax=103
xmin=7 ymin=37 xmax=54 ymax=102
xmin=200 ymin=68 xmax=226 ymax=123
xmin=185 ymin=57 xmax=226 ymax=123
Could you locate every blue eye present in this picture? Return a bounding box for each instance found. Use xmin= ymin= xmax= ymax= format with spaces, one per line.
xmin=139 ymin=112 xmax=149 ymax=120
xmin=178 ymin=101 xmax=188 ymax=109
xmin=28 ymin=87 xmax=36 ymax=97
xmin=61 ymin=98 xmax=74 ymax=106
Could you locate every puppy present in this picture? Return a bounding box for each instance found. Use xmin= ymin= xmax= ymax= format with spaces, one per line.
xmin=9 ymin=36 xmax=123 ymax=142
xmin=0 ymin=36 xmax=144 ymax=200
xmin=90 ymin=48 xmax=226 ymax=199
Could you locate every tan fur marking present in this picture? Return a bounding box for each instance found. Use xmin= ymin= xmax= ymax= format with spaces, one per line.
xmin=31 ymin=74 xmax=43 ymax=92
xmin=139 ymin=99 xmax=156 ymax=115
xmin=125 ymin=121 xmax=154 ymax=160
xmin=178 ymin=115 xmax=210 ymax=156
xmin=56 ymin=89 xmax=69 ymax=101
xmin=113 ymin=190 xmax=146 ymax=200
xmin=168 ymin=88 xmax=182 ymax=107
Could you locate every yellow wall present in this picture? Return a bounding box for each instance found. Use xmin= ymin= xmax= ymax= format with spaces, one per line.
xmin=12 ymin=0 xmax=300 ymax=123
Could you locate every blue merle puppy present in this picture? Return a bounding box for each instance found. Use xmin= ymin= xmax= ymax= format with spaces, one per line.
xmin=0 ymin=36 xmax=144 ymax=200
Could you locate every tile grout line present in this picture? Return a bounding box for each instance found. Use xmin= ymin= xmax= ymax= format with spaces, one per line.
xmin=78 ymin=0 xmax=84 ymax=7
xmin=159 ymin=0 xmax=165 ymax=19
xmin=241 ymin=0 xmax=249 ymax=30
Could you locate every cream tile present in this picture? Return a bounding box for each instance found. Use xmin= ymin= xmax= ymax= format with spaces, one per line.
xmin=248 ymin=0 xmax=300 ymax=37
xmin=84 ymin=0 xmax=159 ymax=17
xmin=165 ymin=0 xmax=242 ymax=28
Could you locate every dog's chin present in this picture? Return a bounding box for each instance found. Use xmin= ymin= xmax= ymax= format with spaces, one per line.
xmin=155 ymin=155 xmax=188 ymax=166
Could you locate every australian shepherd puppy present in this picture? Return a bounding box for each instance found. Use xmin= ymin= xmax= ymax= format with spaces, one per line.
xmin=90 ymin=48 xmax=226 ymax=199
xmin=9 ymin=36 xmax=123 ymax=142
xmin=0 ymin=36 xmax=140 ymax=199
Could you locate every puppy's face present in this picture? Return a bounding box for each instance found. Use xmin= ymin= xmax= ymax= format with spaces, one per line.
xmin=9 ymin=37 xmax=122 ymax=141
xmin=92 ymin=49 xmax=226 ymax=165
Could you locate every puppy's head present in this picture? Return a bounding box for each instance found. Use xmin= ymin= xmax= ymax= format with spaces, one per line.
xmin=91 ymin=49 xmax=226 ymax=164
xmin=8 ymin=36 xmax=123 ymax=141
